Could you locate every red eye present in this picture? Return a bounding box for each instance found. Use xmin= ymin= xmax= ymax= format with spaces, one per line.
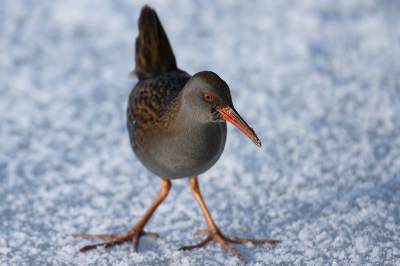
xmin=204 ymin=93 xmax=212 ymax=101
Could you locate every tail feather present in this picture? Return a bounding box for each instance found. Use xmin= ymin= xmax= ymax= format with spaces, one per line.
xmin=133 ymin=5 xmax=179 ymax=79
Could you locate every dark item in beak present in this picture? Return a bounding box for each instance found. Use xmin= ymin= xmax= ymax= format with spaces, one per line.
xmin=218 ymin=105 xmax=262 ymax=147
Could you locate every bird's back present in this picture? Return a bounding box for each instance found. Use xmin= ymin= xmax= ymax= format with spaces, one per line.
xmin=126 ymin=6 xmax=190 ymax=159
xmin=127 ymin=72 xmax=190 ymax=150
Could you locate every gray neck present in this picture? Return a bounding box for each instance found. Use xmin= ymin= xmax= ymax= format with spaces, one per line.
xmin=173 ymin=102 xmax=203 ymax=132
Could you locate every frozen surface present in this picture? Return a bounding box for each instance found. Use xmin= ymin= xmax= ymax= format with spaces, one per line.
xmin=1 ymin=0 xmax=400 ymax=265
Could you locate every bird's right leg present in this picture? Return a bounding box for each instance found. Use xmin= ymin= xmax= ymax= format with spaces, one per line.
xmin=73 ymin=178 xmax=171 ymax=253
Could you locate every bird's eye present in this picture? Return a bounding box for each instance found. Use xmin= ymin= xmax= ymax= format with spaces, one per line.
xmin=204 ymin=93 xmax=212 ymax=101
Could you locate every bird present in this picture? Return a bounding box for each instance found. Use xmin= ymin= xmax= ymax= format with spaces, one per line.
xmin=73 ymin=5 xmax=278 ymax=263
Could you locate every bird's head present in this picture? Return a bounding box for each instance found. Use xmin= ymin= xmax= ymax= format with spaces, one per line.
xmin=182 ymin=71 xmax=261 ymax=147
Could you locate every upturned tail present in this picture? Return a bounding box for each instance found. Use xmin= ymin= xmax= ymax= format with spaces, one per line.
xmin=133 ymin=5 xmax=181 ymax=80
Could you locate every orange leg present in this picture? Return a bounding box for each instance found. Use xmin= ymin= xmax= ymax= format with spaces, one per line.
xmin=179 ymin=176 xmax=279 ymax=263
xmin=73 ymin=178 xmax=171 ymax=253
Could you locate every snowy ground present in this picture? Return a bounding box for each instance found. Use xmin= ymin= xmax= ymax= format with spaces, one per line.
xmin=1 ymin=0 xmax=400 ymax=265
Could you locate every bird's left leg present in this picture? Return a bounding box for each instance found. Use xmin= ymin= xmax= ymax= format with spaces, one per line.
xmin=178 ymin=176 xmax=279 ymax=263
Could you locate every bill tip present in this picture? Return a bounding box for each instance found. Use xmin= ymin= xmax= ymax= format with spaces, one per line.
xmin=253 ymin=138 xmax=262 ymax=147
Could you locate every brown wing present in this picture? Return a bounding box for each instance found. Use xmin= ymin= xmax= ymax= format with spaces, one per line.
xmin=128 ymin=6 xmax=190 ymax=151
xmin=127 ymin=72 xmax=191 ymax=151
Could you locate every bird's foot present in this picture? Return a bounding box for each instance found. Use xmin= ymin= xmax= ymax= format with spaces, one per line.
xmin=178 ymin=228 xmax=279 ymax=264
xmin=73 ymin=229 xmax=159 ymax=254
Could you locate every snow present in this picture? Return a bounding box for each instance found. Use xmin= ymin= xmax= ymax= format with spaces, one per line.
xmin=1 ymin=0 xmax=400 ymax=265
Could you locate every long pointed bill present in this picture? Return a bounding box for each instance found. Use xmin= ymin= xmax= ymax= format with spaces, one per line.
xmin=218 ymin=105 xmax=262 ymax=147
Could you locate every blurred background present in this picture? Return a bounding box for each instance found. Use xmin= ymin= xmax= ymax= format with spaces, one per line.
xmin=0 ymin=0 xmax=399 ymax=265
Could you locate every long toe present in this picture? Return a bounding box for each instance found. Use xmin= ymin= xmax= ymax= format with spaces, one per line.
xmin=178 ymin=236 xmax=212 ymax=251
xmin=72 ymin=233 xmax=129 ymax=241
xmin=140 ymin=231 xmax=160 ymax=238
xmin=75 ymin=238 xmax=128 ymax=254
xmin=221 ymin=234 xmax=280 ymax=244
xmin=73 ymin=230 xmax=160 ymax=254
xmin=178 ymin=229 xmax=279 ymax=264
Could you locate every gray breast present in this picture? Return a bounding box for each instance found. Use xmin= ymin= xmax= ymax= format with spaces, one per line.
xmin=136 ymin=122 xmax=227 ymax=179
